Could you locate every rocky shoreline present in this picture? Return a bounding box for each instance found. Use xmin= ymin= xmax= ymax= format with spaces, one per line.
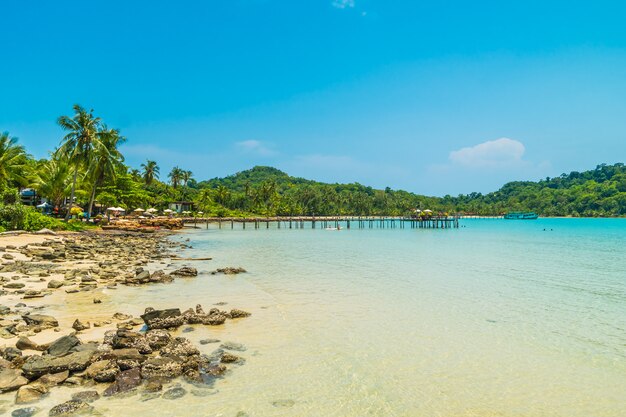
xmin=0 ymin=230 xmax=251 ymax=416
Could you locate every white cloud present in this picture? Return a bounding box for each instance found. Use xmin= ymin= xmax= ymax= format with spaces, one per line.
xmin=332 ymin=0 xmax=355 ymax=9
xmin=235 ymin=140 xmax=276 ymax=156
xmin=449 ymin=137 xmax=526 ymax=168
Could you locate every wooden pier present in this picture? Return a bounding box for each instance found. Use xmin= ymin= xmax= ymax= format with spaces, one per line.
xmin=180 ymin=215 xmax=460 ymax=230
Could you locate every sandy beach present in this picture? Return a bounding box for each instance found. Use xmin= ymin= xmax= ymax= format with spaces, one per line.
xmin=0 ymin=230 xmax=251 ymax=416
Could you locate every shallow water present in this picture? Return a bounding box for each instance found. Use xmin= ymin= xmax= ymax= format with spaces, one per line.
xmin=4 ymin=218 xmax=626 ymax=416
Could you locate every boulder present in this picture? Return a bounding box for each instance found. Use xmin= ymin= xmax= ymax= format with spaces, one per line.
xmin=216 ymin=267 xmax=246 ymax=275
xmin=140 ymin=357 xmax=183 ymax=379
xmin=21 ymin=350 xmax=94 ymax=379
xmin=15 ymin=383 xmax=48 ymax=404
xmin=71 ymin=390 xmax=100 ymax=403
xmin=0 ymin=367 xmax=28 ymax=392
xmin=162 ymin=386 xmax=186 ymax=400
xmin=160 ymin=337 xmax=199 ymax=357
xmin=85 ymin=360 xmax=119 ymax=383
xmin=102 ymin=368 xmax=142 ymax=396
xmin=47 ymin=280 xmax=63 ymax=289
xmin=48 ymin=400 xmax=93 ymax=416
xmin=10 ymin=407 xmax=40 ymax=417
xmin=21 ymin=315 xmax=58 ymax=329
xmin=37 ymin=370 xmax=69 ymax=387
xmin=144 ymin=329 xmax=172 ymax=350
xmin=170 ymin=267 xmax=197 ymax=277
xmin=111 ymin=330 xmax=152 ymax=354
xmin=140 ymin=308 xmax=184 ymax=329
xmin=229 ymin=309 xmax=251 ymax=319
xmin=47 ymin=335 xmax=80 ymax=357
xmin=71 ymin=319 xmax=90 ymax=332
xmin=16 ymin=337 xmax=44 ymax=351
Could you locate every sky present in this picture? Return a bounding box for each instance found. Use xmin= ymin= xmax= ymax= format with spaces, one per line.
xmin=2 ymin=0 xmax=626 ymax=196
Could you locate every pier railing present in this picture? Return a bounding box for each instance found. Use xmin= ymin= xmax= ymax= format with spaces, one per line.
xmin=179 ymin=215 xmax=460 ymax=229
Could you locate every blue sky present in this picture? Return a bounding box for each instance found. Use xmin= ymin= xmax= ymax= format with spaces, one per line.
xmin=2 ymin=0 xmax=626 ymax=195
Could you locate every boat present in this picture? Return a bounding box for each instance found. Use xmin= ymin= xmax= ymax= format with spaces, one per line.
xmin=503 ymin=211 xmax=538 ymax=220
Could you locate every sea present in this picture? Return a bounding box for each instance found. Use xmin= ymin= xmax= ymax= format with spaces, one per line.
xmin=6 ymin=218 xmax=626 ymax=416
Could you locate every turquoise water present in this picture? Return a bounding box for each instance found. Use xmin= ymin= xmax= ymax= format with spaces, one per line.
xmin=11 ymin=219 xmax=626 ymax=416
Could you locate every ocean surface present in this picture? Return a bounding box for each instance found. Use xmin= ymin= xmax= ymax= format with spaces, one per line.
xmin=10 ymin=218 xmax=626 ymax=416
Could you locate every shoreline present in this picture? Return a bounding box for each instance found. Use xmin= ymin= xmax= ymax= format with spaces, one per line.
xmin=0 ymin=229 xmax=251 ymax=416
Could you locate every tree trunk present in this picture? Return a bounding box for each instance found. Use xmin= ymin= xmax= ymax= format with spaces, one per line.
xmin=87 ymin=182 xmax=97 ymax=219
xmin=65 ymin=168 xmax=78 ymax=221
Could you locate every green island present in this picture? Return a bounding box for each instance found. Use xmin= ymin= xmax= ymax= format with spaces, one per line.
xmin=1 ymin=105 xmax=625 ymax=233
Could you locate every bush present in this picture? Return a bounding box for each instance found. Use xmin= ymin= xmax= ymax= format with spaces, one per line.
xmin=0 ymin=203 xmax=77 ymax=231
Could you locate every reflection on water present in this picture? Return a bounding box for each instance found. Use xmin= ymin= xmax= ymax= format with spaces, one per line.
xmin=4 ymin=219 xmax=626 ymax=416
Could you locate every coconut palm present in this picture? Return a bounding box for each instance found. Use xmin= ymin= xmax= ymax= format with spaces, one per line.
xmin=141 ymin=160 xmax=160 ymax=185
xmin=214 ymin=185 xmax=231 ymax=206
xmin=0 ymin=132 xmax=28 ymax=189
xmin=34 ymin=153 xmax=72 ymax=208
xmin=182 ymin=170 xmax=193 ymax=187
xmin=86 ymin=126 xmax=126 ymax=216
xmin=57 ymin=105 xmax=102 ymax=219
xmin=168 ymin=166 xmax=183 ymax=188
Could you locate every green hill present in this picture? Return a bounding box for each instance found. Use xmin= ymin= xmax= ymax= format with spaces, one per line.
xmin=196 ymin=164 xmax=626 ymax=217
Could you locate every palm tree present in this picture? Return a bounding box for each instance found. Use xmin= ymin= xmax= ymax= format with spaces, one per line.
xmin=0 ymin=132 xmax=28 ymax=189
xmin=182 ymin=170 xmax=193 ymax=187
xmin=34 ymin=152 xmax=72 ymax=209
xmin=141 ymin=160 xmax=160 ymax=185
xmin=86 ymin=127 xmax=126 ymax=216
xmin=129 ymin=169 xmax=141 ymax=182
xmin=214 ymin=185 xmax=231 ymax=206
xmin=168 ymin=166 xmax=183 ymax=188
xmin=57 ymin=105 xmax=102 ymax=219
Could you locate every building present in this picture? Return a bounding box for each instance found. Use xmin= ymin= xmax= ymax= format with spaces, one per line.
xmin=167 ymin=201 xmax=195 ymax=213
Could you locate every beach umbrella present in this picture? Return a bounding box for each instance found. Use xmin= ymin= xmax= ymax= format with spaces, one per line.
xmin=414 ymin=209 xmax=422 ymax=213
xmin=106 ymin=207 xmax=117 ymax=211
xmin=197 ymin=211 xmax=204 ymax=215
xmin=37 ymin=202 xmax=52 ymax=209
xmin=146 ymin=208 xmax=158 ymax=213
xmin=163 ymin=209 xmax=174 ymax=214
xmin=115 ymin=207 xmax=126 ymax=212
xmin=133 ymin=208 xmax=145 ymax=212
xmin=423 ymin=209 xmax=433 ymax=213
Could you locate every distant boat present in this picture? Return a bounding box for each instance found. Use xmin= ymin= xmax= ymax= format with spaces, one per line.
xmin=504 ymin=211 xmax=539 ymax=220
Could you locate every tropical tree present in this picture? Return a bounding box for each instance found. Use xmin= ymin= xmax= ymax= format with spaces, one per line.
xmin=86 ymin=127 xmax=126 ymax=216
xmin=168 ymin=166 xmax=183 ymax=188
xmin=57 ymin=105 xmax=102 ymax=219
xmin=182 ymin=170 xmax=193 ymax=187
xmin=141 ymin=160 xmax=160 ymax=185
xmin=214 ymin=185 xmax=231 ymax=205
xmin=0 ymin=132 xmax=29 ymax=190
xmin=34 ymin=153 xmax=72 ymax=208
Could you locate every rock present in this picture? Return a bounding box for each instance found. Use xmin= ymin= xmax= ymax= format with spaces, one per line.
xmin=149 ymin=270 xmax=170 ymax=283
xmin=140 ymin=308 xmax=184 ymax=329
xmin=48 ymin=400 xmax=93 ymax=416
xmin=220 ymin=341 xmax=247 ymax=352
xmin=182 ymin=327 xmax=194 ymax=333
xmin=1 ymin=347 xmax=23 ymax=361
xmin=126 ymin=269 xmax=150 ymax=285
xmin=199 ymin=339 xmax=220 ymax=345
xmin=201 ymin=363 xmax=227 ymax=377
xmin=170 ymin=267 xmax=197 ymax=277
xmin=71 ymin=320 xmax=90 ymax=332
xmin=21 ymin=315 xmax=58 ymax=329
xmin=47 ymin=280 xmax=63 ymax=289
xmin=71 ymin=390 xmax=99 ymax=403
xmin=16 ymin=337 xmax=43 ymax=351
xmin=23 ymin=290 xmax=44 ymax=299
xmin=144 ymin=329 xmax=171 ymax=350
xmin=21 ymin=350 xmax=94 ymax=379
xmin=140 ymin=357 xmax=183 ymax=379
xmin=4 ymin=282 xmax=25 ymax=289
xmin=37 ymin=371 xmax=69 ymax=387
xmin=15 ymin=383 xmax=48 ymax=404
xmin=229 ymin=309 xmax=251 ymax=319
xmin=2 ymin=253 xmax=15 ymax=260
xmin=34 ymin=228 xmax=56 ymax=236
xmin=47 ymin=335 xmax=80 ymax=357
xmin=92 ymin=298 xmax=101 ymax=304
xmin=216 ymin=267 xmax=246 ymax=275
xmin=160 ymin=337 xmax=199 ymax=357
xmin=0 ymin=367 xmax=28 ymax=392
xmin=162 ymin=386 xmax=186 ymax=400
xmin=111 ymin=330 xmax=152 ymax=354
xmin=112 ymin=312 xmax=132 ymax=321
xmin=102 ymin=368 xmax=142 ymax=396
xmin=220 ymin=352 xmax=241 ymax=363
xmin=85 ymin=360 xmax=119 ymax=383
xmin=143 ymin=377 xmax=162 ymax=392
xmin=11 ymin=407 xmax=40 ymax=417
